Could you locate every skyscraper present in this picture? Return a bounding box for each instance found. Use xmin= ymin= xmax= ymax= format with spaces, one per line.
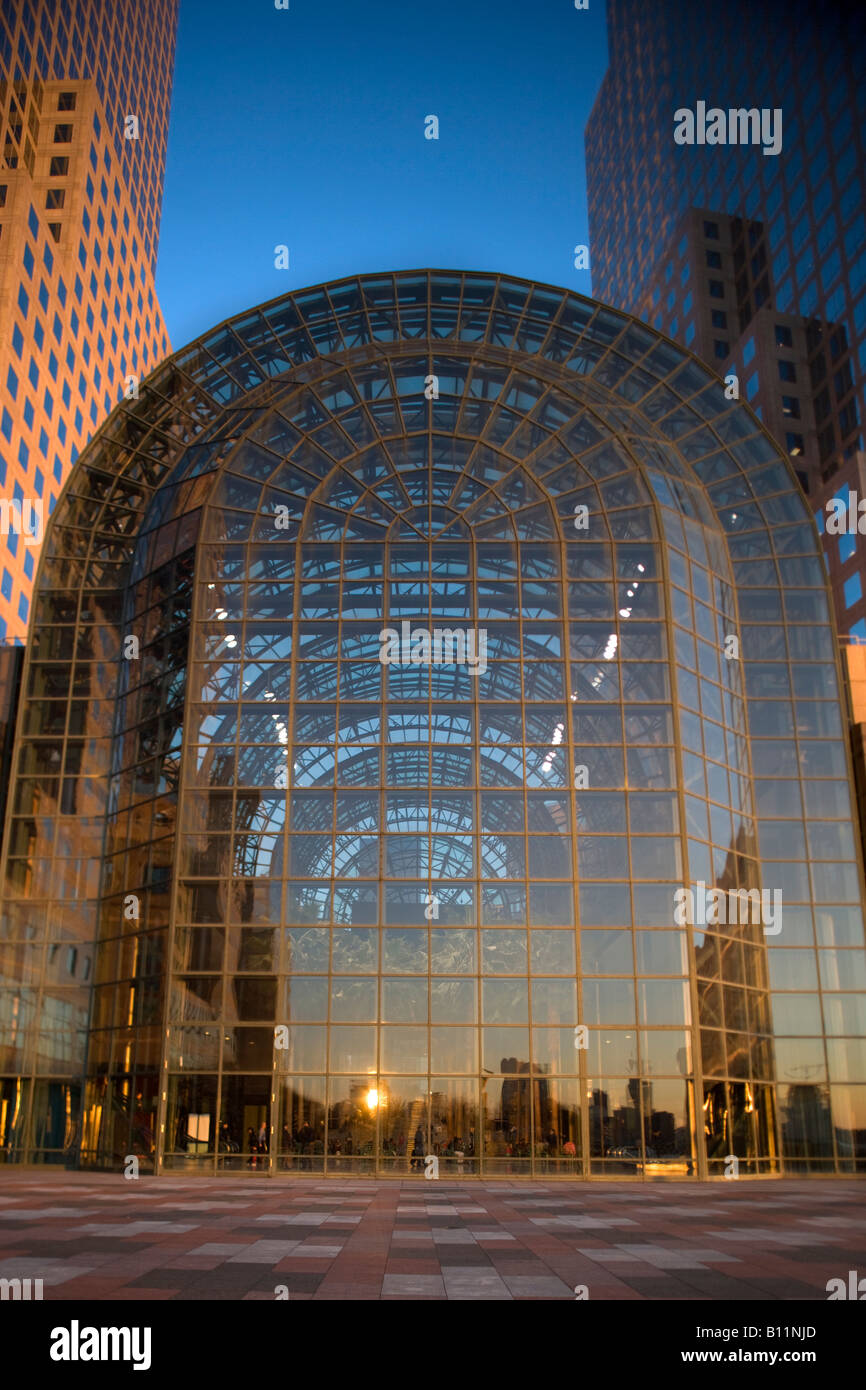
xmin=1 ymin=269 xmax=863 ymax=1177
xmin=585 ymin=0 xmax=866 ymax=648
xmin=0 ymin=0 xmax=178 ymax=643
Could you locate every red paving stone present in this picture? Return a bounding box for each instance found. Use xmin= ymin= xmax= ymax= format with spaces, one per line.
xmin=0 ymin=1173 xmax=863 ymax=1300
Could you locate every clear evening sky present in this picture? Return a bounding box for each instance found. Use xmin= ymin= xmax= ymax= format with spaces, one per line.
xmin=155 ymin=0 xmax=608 ymax=349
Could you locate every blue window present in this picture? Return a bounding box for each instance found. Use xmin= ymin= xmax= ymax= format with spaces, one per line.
xmin=6 ymin=366 xmax=18 ymax=399
xmin=0 ymin=571 xmax=12 ymax=601
xmin=743 ymin=337 xmax=755 ymax=365
xmin=839 ymin=532 xmax=857 ymax=564
xmin=42 ymin=388 xmax=53 ymax=417
xmin=17 ymin=594 xmax=28 ymax=623
xmin=746 ymin=371 xmax=759 ymax=400
xmin=74 ymin=408 xmax=83 ymax=432
xmin=844 ymin=573 xmax=862 ymax=608
xmin=23 ymin=552 xmax=34 ymax=581
xmin=6 ymin=532 xmax=17 ymax=559
xmin=17 ymin=437 xmax=28 ymax=467
xmin=52 ymin=312 xmax=62 ymax=342
xmin=11 ymin=325 xmax=23 ymax=357
xmin=22 ymin=245 xmax=35 ymax=278
xmin=38 ymin=280 xmax=48 ymax=312
xmin=57 ymin=418 xmax=66 ymax=444
xmin=86 ymin=174 xmax=94 ymax=201
xmin=82 ymin=208 xmax=90 ymax=235
xmin=70 ymin=309 xmax=79 ymax=337
xmin=33 ymin=320 xmax=43 ymax=349
xmin=57 ymin=276 xmax=66 ymax=306
xmin=17 ymin=285 xmax=28 ymax=317
xmin=27 ymin=205 xmax=39 ymax=239
xmin=34 ymin=466 xmax=44 ymax=494
xmin=848 ymin=619 xmax=866 ymax=642
xmin=42 ymin=242 xmax=53 ymax=274
xmin=77 ymin=240 xmax=87 ymax=269
xmin=27 ymin=359 xmax=39 ymax=389
xmin=37 ymin=431 xmax=47 ymax=462
xmin=0 ymin=409 xmax=12 ymax=442
xmin=22 ymin=399 xmax=34 ymax=429
xmin=61 ymin=380 xmax=71 ymax=407
xmin=48 ymin=351 xmax=58 ymax=379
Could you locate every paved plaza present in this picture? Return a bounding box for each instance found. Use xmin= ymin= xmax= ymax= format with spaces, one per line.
xmin=0 ymin=1175 xmax=863 ymax=1301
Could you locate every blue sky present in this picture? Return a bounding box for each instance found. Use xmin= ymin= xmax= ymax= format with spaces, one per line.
xmin=155 ymin=0 xmax=609 ymax=349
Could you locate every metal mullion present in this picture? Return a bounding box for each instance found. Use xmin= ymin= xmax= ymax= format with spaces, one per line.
xmin=469 ymin=527 xmax=485 ymax=1173
xmin=425 ymin=536 xmax=433 ymax=1170
xmin=650 ymin=491 xmax=709 ymax=1182
xmin=554 ymin=505 xmax=590 ymax=1178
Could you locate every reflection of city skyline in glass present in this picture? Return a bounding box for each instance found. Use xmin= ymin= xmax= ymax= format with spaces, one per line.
xmin=1 ymin=271 xmax=864 ymax=1177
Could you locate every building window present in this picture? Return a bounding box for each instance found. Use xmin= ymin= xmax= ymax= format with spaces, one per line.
xmin=782 ymin=396 xmax=800 ymax=418
xmin=711 ymin=310 xmax=727 ymax=329
xmin=713 ymin=340 xmax=728 ymax=358
xmin=844 ymin=573 xmax=862 ymax=608
xmin=705 ymin=250 xmax=722 ymax=269
xmin=743 ymin=337 xmax=755 ymax=365
xmin=49 ymin=155 xmax=68 ymax=176
xmin=57 ymin=91 xmax=76 ymax=111
xmin=778 ymin=359 xmax=796 ymax=383
xmin=709 ymin=280 xmax=724 ymax=298
xmin=704 ymin=220 xmax=719 ymax=239
xmin=775 ymin=324 xmax=793 ymax=348
xmin=785 ymin=432 xmax=804 ymax=456
xmin=45 ymin=187 xmax=65 ymax=209
xmin=53 ymin=124 xmax=73 ymax=143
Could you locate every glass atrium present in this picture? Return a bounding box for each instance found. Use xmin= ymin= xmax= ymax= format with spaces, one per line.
xmin=1 ymin=271 xmax=864 ymax=1176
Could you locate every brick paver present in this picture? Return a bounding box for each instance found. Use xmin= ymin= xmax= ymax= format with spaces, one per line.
xmin=0 ymin=1174 xmax=863 ymax=1300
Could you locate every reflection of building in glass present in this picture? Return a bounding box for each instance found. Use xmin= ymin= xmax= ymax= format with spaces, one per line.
xmin=1 ymin=270 xmax=864 ymax=1178
xmin=585 ymin=1 xmax=866 ymax=670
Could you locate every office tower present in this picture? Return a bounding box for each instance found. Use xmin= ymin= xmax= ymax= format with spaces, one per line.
xmin=0 ymin=1 xmax=178 ymax=642
xmin=585 ymin=0 xmax=866 ymax=650
xmin=1 ymin=270 xmax=863 ymax=1176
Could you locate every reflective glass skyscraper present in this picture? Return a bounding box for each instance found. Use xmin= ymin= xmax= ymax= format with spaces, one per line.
xmin=1 ymin=270 xmax=864 ymax=1177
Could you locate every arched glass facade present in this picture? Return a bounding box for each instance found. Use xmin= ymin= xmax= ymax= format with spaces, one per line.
xmin=1 ymin=271 xmax=865 ymax=1177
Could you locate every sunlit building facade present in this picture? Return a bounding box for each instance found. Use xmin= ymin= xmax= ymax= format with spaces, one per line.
xmin=1 ymin=271 xmax=864 ymax=1178
xmin=0 ymin=0 xmax=177 ymax=641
